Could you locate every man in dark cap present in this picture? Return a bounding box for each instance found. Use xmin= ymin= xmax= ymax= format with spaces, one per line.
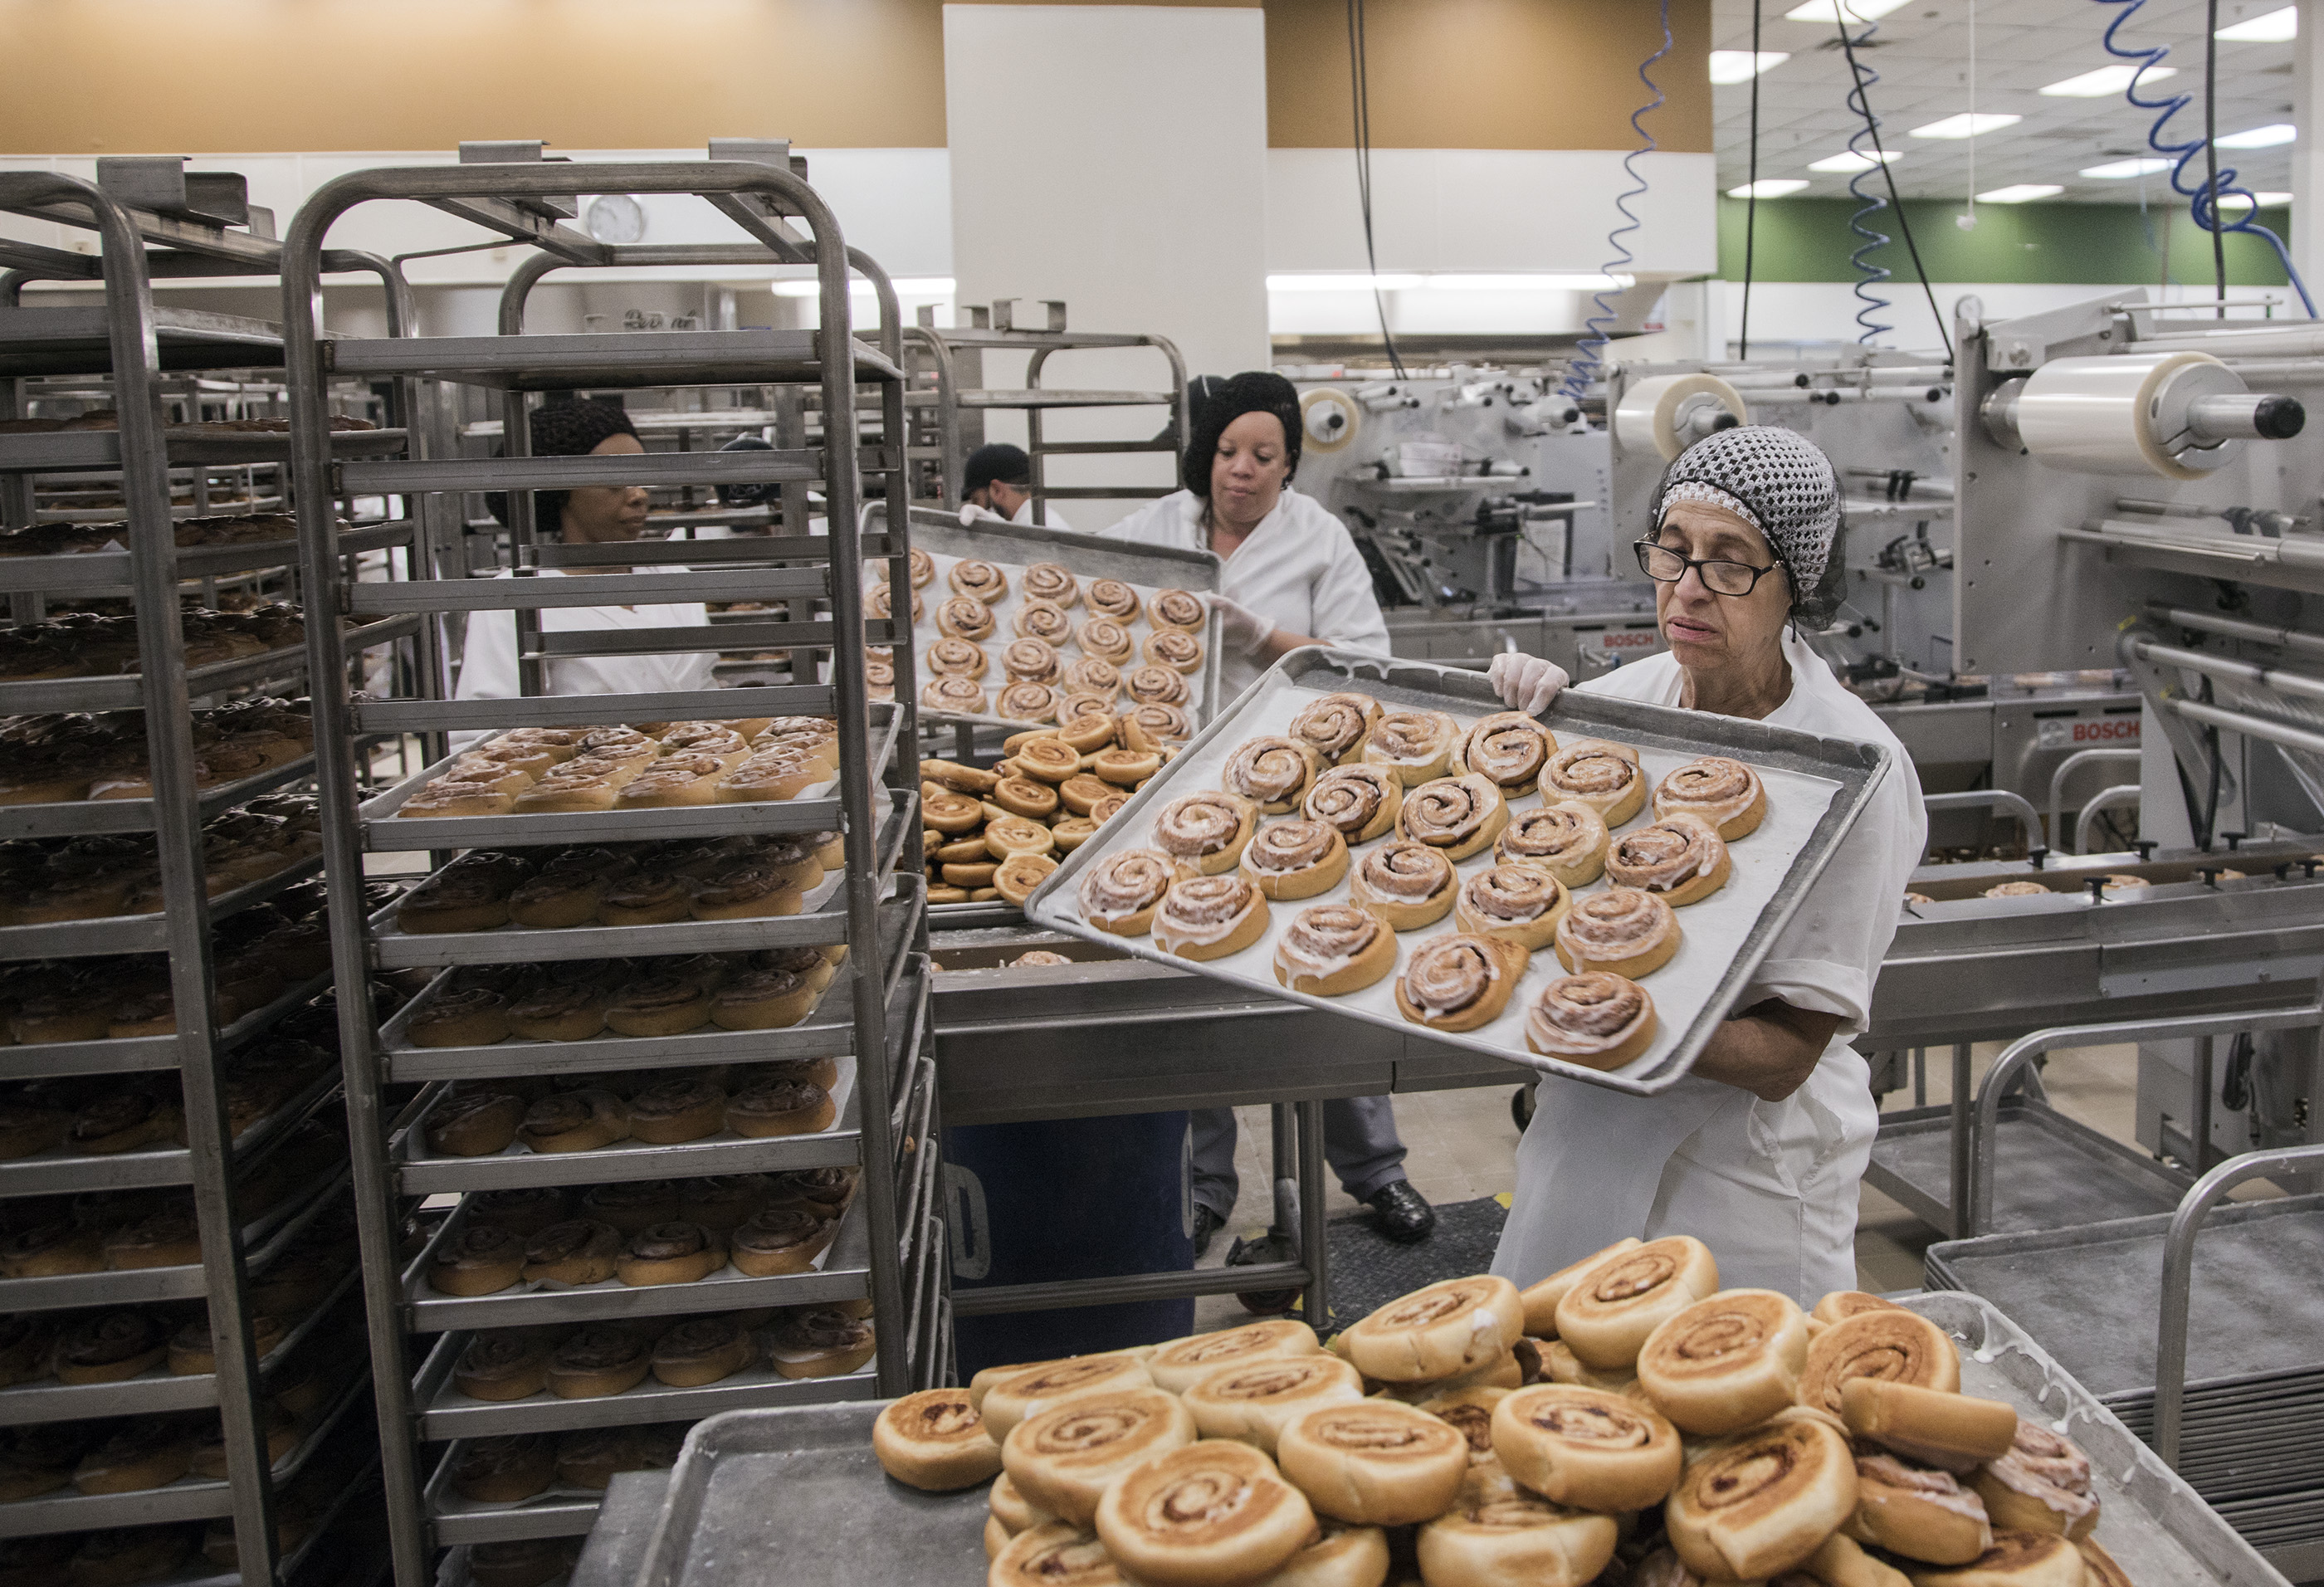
xmin=959 ymin=442 xmax=1071 ymax=530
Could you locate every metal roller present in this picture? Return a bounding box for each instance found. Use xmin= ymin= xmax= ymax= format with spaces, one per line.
xmin=1980 ymin=351 xmax=2307 ymax=481
xmin=1612 ymin=372 xmax=1748 ymax=461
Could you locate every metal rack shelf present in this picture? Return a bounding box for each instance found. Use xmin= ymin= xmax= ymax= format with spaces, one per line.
xmin=0 ymin=518 xmax=412 ymax=596
xmin=0 ymin=1065 xmax=340 ymax=1198
xmin=0 ymin=964 xmax=335 ymax=1079
xmin=0 ymin=852 xmax=324 ymax=960
xmin=0 ymin=747 xmax=330 ymax=841
xmin=422 ymin=1450 xmax=606 ymax=1547
xmin=0 ymin=426 xmax=405 ymax=474
xmin=327 ymin=328 xmax=901 ymax=391
xmin=415 ymin=1339 xmax=871 ymax=1441
xmin=0 ymin=609 xmax=418 ymax=714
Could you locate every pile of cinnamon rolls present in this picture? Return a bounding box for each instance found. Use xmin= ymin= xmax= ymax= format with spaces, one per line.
xmin=1072 ymin=690 xmax=1773 ymax=1072
xmin=875 ymin=1238 xmax=2122 ymax=1587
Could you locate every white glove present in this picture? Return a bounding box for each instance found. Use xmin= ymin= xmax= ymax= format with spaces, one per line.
xmin=1488 ymin=651 xmax=1569 ymax=716
xmin=958 ymin=502 xmax=1005 ymax=527
xmin=1208 ymin=594 xmax=1276 ymax=659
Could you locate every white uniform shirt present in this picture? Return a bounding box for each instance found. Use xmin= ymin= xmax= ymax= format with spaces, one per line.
xmin=452 ymin=569 xmax=716 ymax=750
xmin=1098 ymin=487 xmax=1391 ymax=698
xmin=1492 ymin=625 xmax=1926 ymax=1303
xmin=1010 ymin=498 xmax=1071 ymax=532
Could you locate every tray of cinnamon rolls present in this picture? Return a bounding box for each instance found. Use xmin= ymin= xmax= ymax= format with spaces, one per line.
xmin=867 ymin=505 xmax=1223 ymax=740
xmin=1025 ymin=647 xmax=1892 ymax=1096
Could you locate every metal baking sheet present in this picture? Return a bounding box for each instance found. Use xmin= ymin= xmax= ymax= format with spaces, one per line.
xmin=0 ymin=518 xmax=410 ymax=598
xmin=867 ymin=504 xmax=1223 ymax=735
xmin=0 ymin=610 xmax=417 ymax=715
xmin=1023 ymin=647 xmax=1888 ymax=1095
xmin=0 ymin=1062 xmax=341 ymax=1199
xmin=620 ymin=1289 xmax=2286 ymax=1587
xmin=0 ymin=744 xmax=329 ymax=842
xmin=400 ymin=1190 xmax=870 ymax=1334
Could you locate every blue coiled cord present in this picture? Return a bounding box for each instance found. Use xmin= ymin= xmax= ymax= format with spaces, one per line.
xmin=1841 ymin=13 xmax=1893 ymax=342
xmin=1563 ymin=0 xmax=1671 ymax=401
xmin=2094 ymin=0 xmax=2316 ymax=315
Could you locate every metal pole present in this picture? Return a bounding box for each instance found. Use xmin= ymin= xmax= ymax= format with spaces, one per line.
xmin=1297 ymin=1098 xmax=1329 ymax=1331
xmin=1948 ymin=1043 xmax=1973 ymax=1238
xmin=2193 ymin=1035 xmax=2215 ymax=1172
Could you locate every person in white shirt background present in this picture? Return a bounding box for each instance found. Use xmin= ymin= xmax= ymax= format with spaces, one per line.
xmin=957 ymin=442 xmax=1072 ymax=532
xmin=1100 ymin=370 xmax=1434 ymax=1253
xmin=453 ymin=400 xmax=715 ymax=748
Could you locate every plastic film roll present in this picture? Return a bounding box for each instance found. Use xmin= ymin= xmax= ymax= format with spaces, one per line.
xmin=2006 ymin=351 xmax=2247 ymax=481
xmin=1612 ymin=374 xmax=1748 ymax=461
xmin=1300 ymin=388 xmax=1361 ymax=452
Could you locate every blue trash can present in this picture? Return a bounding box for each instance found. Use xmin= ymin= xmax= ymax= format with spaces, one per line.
xmin=944 ymin=1111 xmax=1195 ymax=1379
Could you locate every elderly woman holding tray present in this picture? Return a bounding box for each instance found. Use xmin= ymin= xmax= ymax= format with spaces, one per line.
xmin=1483 ymin=426 xmax=1925 ymax=1304
xmin=1100 ymin=373 xmax=1433 ymax=1251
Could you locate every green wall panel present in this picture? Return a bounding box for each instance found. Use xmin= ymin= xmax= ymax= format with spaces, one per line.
xmin=1716 ymin=197 xmax=2292 ymax=286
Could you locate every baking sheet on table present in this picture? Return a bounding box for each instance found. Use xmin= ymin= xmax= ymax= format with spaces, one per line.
xmin=1025 ymin=647 xmax=1887 ymax=1096
xmin=865 ymin=504 xmax=1223 ymax=735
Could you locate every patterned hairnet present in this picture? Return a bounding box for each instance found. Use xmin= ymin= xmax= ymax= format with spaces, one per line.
xmin=1653 ymin=426 xmax=1840 ymax=592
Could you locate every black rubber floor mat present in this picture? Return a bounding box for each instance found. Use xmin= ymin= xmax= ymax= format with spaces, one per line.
xmin=1311 ymin=1194 xmax=1509 ymax=1336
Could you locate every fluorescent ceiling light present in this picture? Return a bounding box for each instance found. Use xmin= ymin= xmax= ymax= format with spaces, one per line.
xmin=771 ymin=276 xmax=954 ymax=297
xmin=2216 ymin=7 xmax=2296 ymax=42
xmin=1808 ymin=149 xmax=1899 ymax=173
xmin=1911 ymin=113 xmax=2024 ymax=139
xmin=1427 ymin=273 xmax=1635 ymax=292
xmin=1977 ymin=184 xmax=2064 ymax=203
xmin=1728 ymin=178 xmax=1812 ymax=198
xmin=1265 ymin=273 xmax=1425 ymax=292
xmin=1708 ymin=50 xmax=1789 ymax=84
xmin=2042 ymin=65 xmax=2175 ymax=96
xmin=1782 ymin=0 xmax=1910 ymax=21
xmin=2219 ymin=190 xmax=2296 ymax=208
xmin=2081 ymin=157 xmax=2174 ymax=178
xmin=2218 ymin=122 xmax=2297 ymax=147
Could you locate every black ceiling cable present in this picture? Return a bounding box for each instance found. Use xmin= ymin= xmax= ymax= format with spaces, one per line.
xmin=1346 ymin=0 xmax=1406 ymax=378
xmin=1741 ymin=0 xmax=1763 ymax=360
xmin=2205 ymin=0 xmax=2227 ymax=316
xmin=1832 ymin=14 xmax=1954 ymax=363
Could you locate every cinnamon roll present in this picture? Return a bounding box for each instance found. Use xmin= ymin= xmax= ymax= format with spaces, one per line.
xmin=864 ymin=584 xmax=921 ymax=626
xmin=1059 ymin=772 xmax=1115 ymax=816
xmin=520 ymin=1218 xmax=624 ymax=1286
xmin=984 ymin=813 xmax=1058 ymax=857
xmin=936 ymin=594 xmax=997 ymax=641
xmin=1553 ymin=1236 xmax=1722 ymax=1370
xmin=454 ymin=1329 xmax=559 ymax=1401
xmin=1496 ymin=803 xmax=1607 ymax=887
xmin=1635 ymin=1288 xmax=1809 ymax=1435
xmin=1076 ymin=618 xmax=1135 ymax=664
xmin=1455 ymin=862 xmax=1570 ymax=950
xmin=925 ymin=637 xmax=988 ymax=678
xmin=1272 ymin=903 xmax=1397 ymax=996
xmin=1125 ymin=701 xmax=1192 ymax=743
xmin=617 ymin=1220 xmax=727 ymax=1287
xmin=1013 ymin=735 xmax=1084 ymax=784
xmin=1289 ymin=692 xmax=1382 ymax=767
xmin=1239 ymin=818 xmax=1350 ymax=900
xmin=1078 ymin=848 xmax=1182 ymax=936
xmin=1348 ymin=840 xmax=1458 ymax=930
xmin=1302 ymin=763 xmax=1402 ymax=845
xmin=1146 ymin=1320 xmax=1321 ymax=1394
xmin=1489 ymin=1384 xmax=1684 ymax=1513
xmin=1086 ymin=579 xmax=1141 ymax=620
xmin=994 ymin=774 xmax=1060 ymax=820
xmin=51 ymin=1311 xmax=168 ymax=1384
xmin=1526 ymin=972 xmax=1657 ymax=1072
xmin=546 ymin=1325 xmax=653 ymax=1398
xmin=1394 ymin=933 xmax=1528 ymax=1033
xmin=996 ymin=681 xmax=1058 ymax=723
xmin=1848 ymin=1453 xmax=1994 ymax=1565
xmin=1143 ymin=628 xmax=1204 ymax=676
xmin=1666 ymin=1413 xmax=1858 ymax=1581
xmin=651 ymin=1316 xmax=754 ymax=1387
xmin=1223 ymin=735 xmax=1323 ymax=814
xmin=1153 ymin=791 xmax=1258 ymax=874
xmin=1842 ymin=1378 xmax=2018 ymax=1469
xmin=1153 ymin=873 xmax=1267 ymax=962
xmin=1453 ymin=712 xmax=1556 ymax=795
xmin=727 ymin=1077 xmax=836 ymax=1137
xmin=429 ymin=1225 xmax=526 ymax=1296
xmin=1094 ymin=1439 xmax=1316 ymax=1587
xmin=1970 ymin=1423 xmax=2098 ymax=1541
xmin=989 ymin=1524 xmax=1116 ymax=1587
xmin=730 ymin=1206 xmax=837 ymax=1276
xmin=950 ymin=559 xmax=1010 ymax=603
xmin=1015 ymin=598 xmax=1076 ymax=645
xmin=1003 ymin=637 xmax=1062 ymax=685
xmin=1184 ymin=1355 xmax=1365 ymax=1455
xmin=1023 ymin=562 xmax=1079 ymax=608
xmin=1604 ymin=813 xmax=1731 ymax=907
xmin=1540 ymin=742 xmax=1644 ymax=826
xmin=922 ymin=675 xmax=989 ymax=715
xmin=1147 ymin=588 xmax=1206 ymax=632
xmin=518 ymin=1087 xmax=632 ymax=1152
xmin=1006 ymin=1388 xmax=1199 ymax=1526
xmin=995 ymin=852 xmax=1058 ymax=906
xmin=880 ymin=545 xmax=935 ymax=588
xmin=1417 ymin=1482 xmax=1616 ymax=1587
xmin=876 ymin=1388 xmax=1005 ymax=1492
xmin=1057 ymin=701 xmax=1119 ymax=750
xmin=627 ymin=1078 xmax=727 ymax=1145
xmin=769 ymin=1307 xmax=876 ymax=1379
xmin=1275 ymin=1399 xmax=1468 ymax=1526
xmin=1798 ymin=1307 xmax=1961 ymax=1414
xmin=1061 ymin=657 xmax=1121 ymax=699
xmin=1361 ymin=709 xmax=1459 ymax=784
xmin=1553 ymin=887 xmax=1680 ymax=979
xmin=1125 ymin=664 xmax=1189 ymax=707
xmin=1396 ymin=773 xmax=1509 ymax=862
xmin=1653 ymin=755 xmax=1767 ymax=840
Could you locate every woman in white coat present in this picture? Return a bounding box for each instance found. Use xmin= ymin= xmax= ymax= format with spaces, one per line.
xmin=1486 ymin=426 xmax=1924 ymax=1305
xmin=1100 ymin=373 xmax=1434 ymax=1253
xmin=453 ymin=401 xmax=715 ymax=745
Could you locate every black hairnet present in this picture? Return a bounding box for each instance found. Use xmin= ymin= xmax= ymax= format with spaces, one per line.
xmin=486 ymin=398 xmax=639 ymax=536
xmin=1181 ymin=371 xmax=1301 ymax=497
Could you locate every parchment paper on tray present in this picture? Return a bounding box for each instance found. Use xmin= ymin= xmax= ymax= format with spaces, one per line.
xmin=1024 ymin=647 xmax=1890 ymax=1096
xmin=863 ymin=504 xmax=1225 ymax=736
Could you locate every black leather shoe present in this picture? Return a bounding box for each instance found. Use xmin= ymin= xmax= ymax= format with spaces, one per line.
xmin=1365 ymin=1181 xmax=1436 ymax=1244
xmin=1191 ymin=1204 xmax=1226 ymax=1260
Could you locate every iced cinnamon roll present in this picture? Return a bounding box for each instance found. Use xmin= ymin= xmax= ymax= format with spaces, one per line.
xmin=1061 ymin=657 xmax=1120 ymax=699
xmin=1023 ymin=562 xmax=1079 ymax=608
xmin=1497 ymin=802 xmax=1609 ymax=888
xmin=1973 ymin=1422 xmax=2098 ymax=1541
xmin=925 ymin=637 xmax=988 ymax=678
xmin=1540 ymin=740 xmax=1644 ymax=825
xmin=922 ymin=676 xmax=989 ymax=715
xmin=1087 ymin=579 xmax=1140 ymax=619
xmin=996 ymin=681 xmax=1057 ymax=722
xmin=1147 ymin=588 xmax=1206 ymax=632
xmin=1604 ymin=813 xmax=1730 ymax=907
xmin=1125 ymin=701 xmax=1190 ymax=743
xmin=879 ymin=545 xmax=935 ymax=588
xmin=1653 ymin=756 xmax=1767 ymax=840
xmin=1553 ymin=887 xmax=1680 ymax=979
xmin=950 ymin=559 xmax=1009 ymax=604
xmin=1303 ymin=763 xmax=1402 ymax=844
xmin=1272 ymin=902 xmax=1396 ymax=996
xmin=1076 ymin=618 xmax=1135 ymax=664
xmin=1349 ymin=839 xmax=1458 ymax=929
xmin=1152 ymin=872 xmax=1267 ymax=961
xmin=1239 ymin=818 xmax=1349 ymax=900
xmin=1396 ymin=773 xmax=1509 ymax=862
xmin=1289 ymin=691 xmax=1381 ymax=766
xmin=936 ymin=595 xmax=997 ymax=642
xmin=1003 ymin=637 xmax=1062 ymax=685
xmin=1015 ymin=599 xmax=1075 ymax=644
xmin=865 ymin=584 xmax=921 ymax=625
xmin=1526 ymin=973 xmax=1657 ymax=1072
xmin=1454 ymin=862 xmax=1570 ymax=950
xmin=1142 ymin=628 xmax=1204 ymax=675
xmin=1125 ymin=664 xmax=1189 ymax=707
xmin=862 ymin=649 xmax=895 ymax=701
xmin=1223 ymin=735 xmax=1323 ymax=814
xmin=1078 ymin=848 xmax=1182 ymax=937
xmin=1453 ymin=712 xmax=1555 ymax=795
xmin=1394 ymin=933 xmax=1529 ymax=1033
xmin=1152 ymin=792 xmax=1258 ymax=874
xmin=1361 ymin=709 xmax=1460 ymax=784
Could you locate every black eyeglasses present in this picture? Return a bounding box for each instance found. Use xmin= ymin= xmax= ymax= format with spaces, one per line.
xmin=1634 ymin=539 xmax=1785 ymax=597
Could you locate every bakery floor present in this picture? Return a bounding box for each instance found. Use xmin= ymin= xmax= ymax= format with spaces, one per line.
xmin=1189 ymin=1041 xmax=2151 ymax=1331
